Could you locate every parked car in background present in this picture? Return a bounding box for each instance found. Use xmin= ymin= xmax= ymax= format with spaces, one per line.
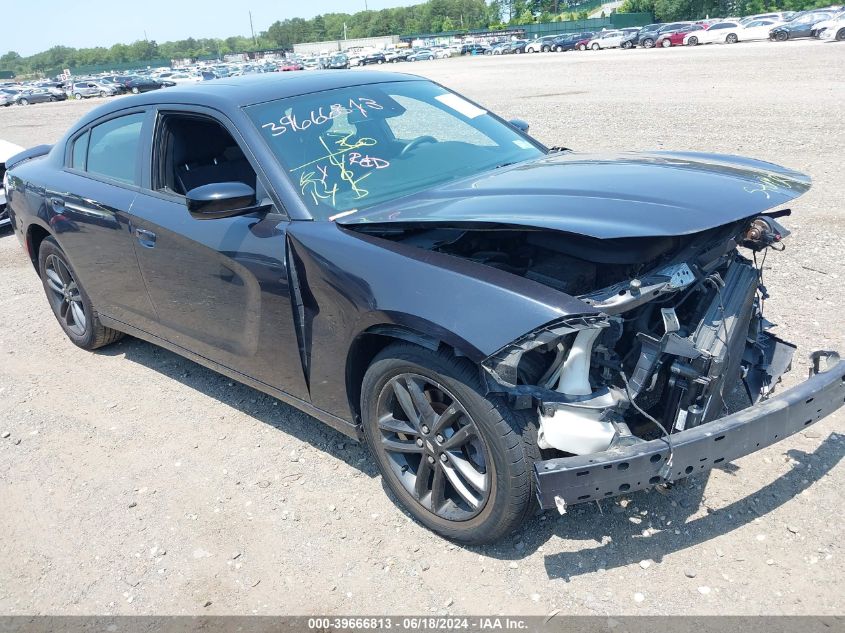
xmin=8 ymin=88 xmax=62 ymax=105
xmin=769 ymin=9 xmax=837 ymax=40
xmin=69 ymin=81 xmax=118 ymax=99
xmin=487 ymin=42 xmax=511 ymax=55
xmin=739 ymin=11 xmax=793 ymax=25
xmin=624 ymin=23 xmax=663 ymax=48
xmin=360 ymin=52 xmax=386 ymax=65
xmin=656 ymin=23 xmax=705 ymax=47
xmin=0 ymin=139 xmax=24 ymax=230
xmin=0 ymin=92 xmax=13 ymax=107
xmin=572 ymin=34 xmax=595 ymax=50
xmin=552 ymin=32 xmax=595 ymax=51
xmin=407 ymin=49 xmax=436 ymax=61
xmin=812 ymin=9 xmax=845 ymax=37
xmin=525 ymin=35 xmax=558 ymax=52
xmin=113 ymin=75 xmax=163 ymax=94
xmin=384 ymin=50 xmax=410 ymax=62
xmin=326 ymin=54 xmax=349 ymax=69
xmin=587 ymin=30 xmax=627 ymax=49
xmin=817 ymin=11 xmax=845 ymax=39
xmin=683 ymin=21 xmax=741 ymax=44
xmin=639 ymin=22 xmax=693 ymax=48
xmin=460 ymin=43 xmax=487 ymax=55
xmin=734 ymin=19 xmax=782 ymax=41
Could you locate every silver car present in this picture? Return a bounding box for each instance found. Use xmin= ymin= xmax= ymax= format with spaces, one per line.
xmin=69 ymin=81 xmax=118 ymax=99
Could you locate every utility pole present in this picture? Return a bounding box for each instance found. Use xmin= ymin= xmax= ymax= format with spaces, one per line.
xmin=249 ymin=11 xmax=257 ymax=47
xmin=343 ymin=22 xmax=348 ymax=40
xmin=364 ymin=0 xmax=368 ymax=10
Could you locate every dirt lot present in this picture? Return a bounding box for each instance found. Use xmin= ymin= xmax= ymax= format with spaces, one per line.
xmin=0 ymin=40 xmax=843 ymax=616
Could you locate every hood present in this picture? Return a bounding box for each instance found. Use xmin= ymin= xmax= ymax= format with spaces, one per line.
xmin=338 ymin=151 xmax=810 ymax=239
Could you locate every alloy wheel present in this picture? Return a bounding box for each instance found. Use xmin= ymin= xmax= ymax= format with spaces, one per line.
xmin=374 ymin=373 xmax=492 ymax=521
xmin=44 ymin=254 xmax=87 ymax=337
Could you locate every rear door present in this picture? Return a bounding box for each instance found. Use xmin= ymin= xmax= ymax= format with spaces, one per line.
xmin=46 ymin=108 xmax=158 ymax=328
xmin=127 ymin=105 xmax=308 ymax=399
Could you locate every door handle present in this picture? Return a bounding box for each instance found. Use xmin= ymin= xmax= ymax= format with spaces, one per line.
xmin=135 ymin=227 xmax=157 ymax=248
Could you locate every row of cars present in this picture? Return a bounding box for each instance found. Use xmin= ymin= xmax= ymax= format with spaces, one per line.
xmin=1 ymin=74 xmax=167 ymax=107
xmin=500 ymin=6 xmax=845 ymax=53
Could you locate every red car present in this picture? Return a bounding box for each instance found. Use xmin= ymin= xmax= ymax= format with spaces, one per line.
xmin=280 ymin=62 xmax=304 ymax=71
xmin=573 ymin=36 xmax=593 ymax=51
xmin=656 ymin=24 xmax=705 ymax=47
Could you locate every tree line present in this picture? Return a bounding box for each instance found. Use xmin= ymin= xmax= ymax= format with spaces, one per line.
xmin=0 ymin=0 xmax=832 ymax=77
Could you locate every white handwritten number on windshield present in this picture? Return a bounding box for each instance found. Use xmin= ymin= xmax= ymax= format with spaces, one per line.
xmin=261 ymin=98 xmax=383 ymax=136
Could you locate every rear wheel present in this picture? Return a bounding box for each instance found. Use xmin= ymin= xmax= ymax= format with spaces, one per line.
xmin=687 ymin=35 xmax=699 ymax=45
xmin=622 ymin=40 xmax=633 ymax=49
xmin=555 ymin=45 xmax=563 ymax=52
xmin=20 ymin=98 xmax=29 ymax=105
xmin=100 ymin=90 xmax=108 ymax=97
xmin=838 ymin=27 xmax=845 ymax=40
xmin=775 ymin=31 xmax=788 ymax=41
xmin=726 ymin=33 xmax=738 ymax=43
xmin=361 ymin=344 xmax=538 ymax=544
xmin=38 ymin=238 xmax=124 ymax=350
xmin=642 ymin=37 xmax=655 ymax=48
xmin=591 ymin=42 xmax=600 ymax=50
xmin=131 ymin=86 xmax=139 ymax=94
xmin=661 ymin=38 xmax=672 ymax=47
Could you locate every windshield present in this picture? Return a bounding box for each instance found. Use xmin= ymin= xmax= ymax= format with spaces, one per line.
xmin=245 ymin=80 xmax=544 ymax=220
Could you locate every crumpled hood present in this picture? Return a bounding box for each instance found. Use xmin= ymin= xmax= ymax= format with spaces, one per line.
xmin=338 ymin=151 xmax=811 ymax=239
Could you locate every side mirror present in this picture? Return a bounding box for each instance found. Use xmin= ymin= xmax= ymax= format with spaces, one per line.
xmin=186 ymin=182 xmax=258 ymax=220
xmin=508 ymin=118 xmax=530 ymax=133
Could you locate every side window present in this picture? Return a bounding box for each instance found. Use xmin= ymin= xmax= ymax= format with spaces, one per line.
xmin=87 ymin=113 xmax=145 ymax=185
xmin=70 ymin=130 xmax=89 ymax=170
xmin=155 ymin=114 xmax=257 ymax=196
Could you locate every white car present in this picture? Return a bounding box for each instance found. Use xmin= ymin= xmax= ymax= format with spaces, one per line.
xmin=683 ymin=21 xmax=741 ymax=45
xmin=818 ymin=14 xmax=845 ymax=39
xmin=587 ymin=30 xmax=626 ymax=49
xmin=525 ymin=35 xmax=558 ymax=52
xmin=1 ymin=139 xmax=24 ymax=229
xmin=734 ymin=19 xmax=783 ymax=42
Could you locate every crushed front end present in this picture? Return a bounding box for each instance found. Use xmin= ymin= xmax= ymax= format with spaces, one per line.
xmin=478 ymin=213 xmax=844 ymax=510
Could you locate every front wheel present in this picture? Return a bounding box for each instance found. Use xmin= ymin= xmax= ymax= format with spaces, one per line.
xmin=622 ymin=40 xmax=633 ymax=49
xmin=775 ymin=31 xmax=788 ymax=41
xmin=661 ymin=38 xmax=672 ymax=47
xmin=591 ymin=43 xmax=600 ymax=50
xmin=38 ymin=237 xmax=124 ymax=350
xmin=555 ymin=45 xmax=563 ymax=52
xmin=837 ymin=27 xmax=845 ymax=41
xmin=687 ymin=36 xmax=699 ymax=45
xmin=726 ymin=33 xmax=738 ymax=43
xmin=578 ymin=43 xmax=587 ymax=50
xmin=20 ymin=98 xmax=29 ymax=105
xmin=642 ymin=37 xmax=655 ymax=48
xmin=131 ymin=86 xmax=139 ymax=94
xmin=361 ymin=344 xmax=538 ymax=544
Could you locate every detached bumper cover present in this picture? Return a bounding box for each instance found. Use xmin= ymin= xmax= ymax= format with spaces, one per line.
xmin=534 ymin=354 xmax=845 ymax=510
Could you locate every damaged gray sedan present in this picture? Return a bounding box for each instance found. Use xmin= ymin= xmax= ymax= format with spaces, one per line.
xmin=6 ymin=72 xmax=843 ymax=544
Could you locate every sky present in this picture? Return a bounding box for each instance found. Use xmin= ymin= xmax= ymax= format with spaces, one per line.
xmin=4 ymin=0 xmax=423 ymax=57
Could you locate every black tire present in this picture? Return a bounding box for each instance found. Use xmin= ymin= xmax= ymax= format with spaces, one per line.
xmin=542 ymin=45 xmax=550 ymax=52
xmin=591 ymin=42 xmax=600 ymax=50
xmin=642 ymin=37 xmax=655 ymax=48
xmin=360 ymin=343 xmax=539 ymax=544
xmin=726 ymin=33 xmax=738 ymax=43
xmin=622 ymin=40 xmax=632 ymax=49
xmin=837 ymin=28 xmax=845 ymax=41
xmin=775 ymin=31 xmax=788 ymax=41
xmin=661 ymin=38 xmax=672 ymax=47
xmin=20 ymin=98 xmax=29 ymax=106
xmin=687 ymin=35 xmax=699 ymax=45
xmin=555 ymin=45 xmax=563 ymax=52
xmin=131 ymin=86 xmax=139 ymax=94
xmin=37 ymin=237 xmax=124 ymax=350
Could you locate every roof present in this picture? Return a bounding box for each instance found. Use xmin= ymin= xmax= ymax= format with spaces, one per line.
xmin=119 ymin=70 xmax=421 ymax=109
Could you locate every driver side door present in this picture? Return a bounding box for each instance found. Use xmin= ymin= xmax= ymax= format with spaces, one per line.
xmin=127 ymin=105 xmax=309 ymax=400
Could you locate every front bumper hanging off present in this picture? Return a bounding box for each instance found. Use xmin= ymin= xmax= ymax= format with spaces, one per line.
xmin=534 ymin=352 xmax=845 ymax=511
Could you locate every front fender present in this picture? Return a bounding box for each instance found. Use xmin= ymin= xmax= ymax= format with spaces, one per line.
xmin=287 ymin=221 xmax=600 ymax=421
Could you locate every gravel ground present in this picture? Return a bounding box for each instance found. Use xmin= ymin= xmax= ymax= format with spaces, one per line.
xmin=0 ymin=39 xmax=843 ymax=616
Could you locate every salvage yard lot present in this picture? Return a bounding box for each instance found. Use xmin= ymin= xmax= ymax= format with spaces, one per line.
xmin=0 ymin=40 xmax=843 ymax=615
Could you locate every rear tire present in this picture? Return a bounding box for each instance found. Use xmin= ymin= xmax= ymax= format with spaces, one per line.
xmin=726 ymin=33 xmax=738 ymax=43
xmin=642 ymin=37 xmax=655 ymax=48
xmin=74 ymin=93 xmax=82 ymax=100
xmin=687 ymin=36 xmax=699 ymax=45
xmin=837 ymin=28 xmax=845 ymax=41
xmin=591 ymin=43 xmax=600 ymax=50
xmin=775 ymin=31 xmax=788 ymax=41
xmin=555 ymin=45 xmax=563 ymax=51
xmin=20 ymin=98 xmax=29 ymax=105
xmin=661 ymin=38 xmax=672 ymax=47
xmin=37 ymin=237 xmax=124 ymax=350
xmin=361 ymin=343 xmax=539 ymax=545
xmin=622 ymin=40 xmax=633 ymax=49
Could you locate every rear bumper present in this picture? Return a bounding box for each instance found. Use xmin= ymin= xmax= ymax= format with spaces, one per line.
xmin=534 ymin=352 xmax=845 ymax=511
